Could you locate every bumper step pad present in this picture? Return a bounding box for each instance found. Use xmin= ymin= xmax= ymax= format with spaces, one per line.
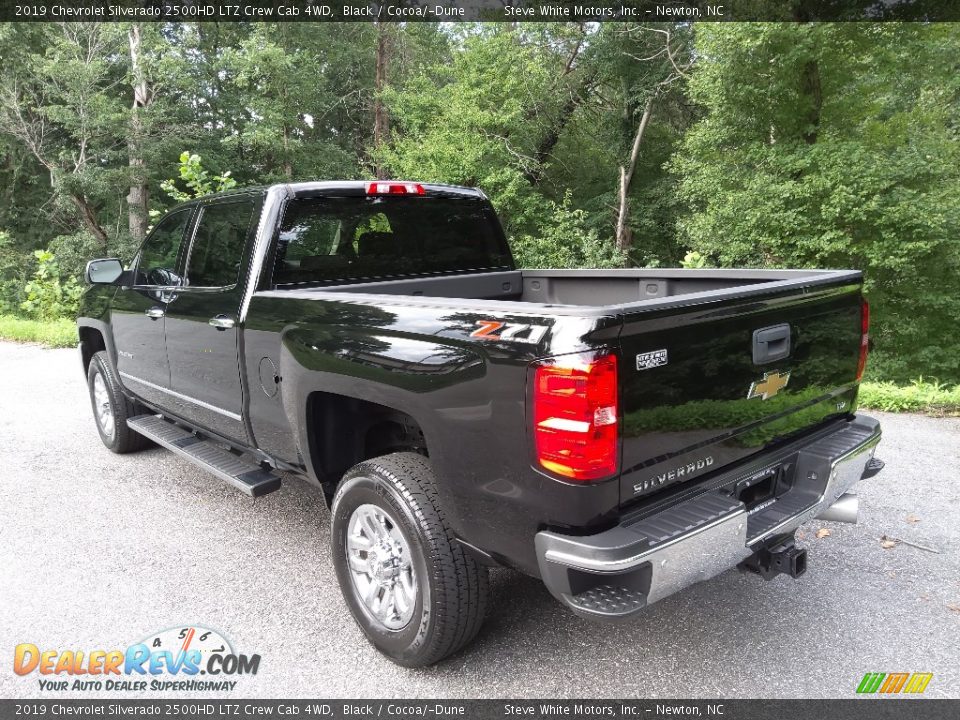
xmin=570 ymin=585 xmax=647 ymax=616
xmin=623 ymin=490 xmax=743 ymax=545
xmin=127 ymin=415 xmax=281 ymax=498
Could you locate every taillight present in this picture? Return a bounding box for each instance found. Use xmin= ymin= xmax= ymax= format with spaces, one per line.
xmin=532 ymin=351 xmax=619 ymax=481
xmin=366 ymin=181 xmax=425 ymax=196
xmin=856 ymin=298 xmax=870 ymax=381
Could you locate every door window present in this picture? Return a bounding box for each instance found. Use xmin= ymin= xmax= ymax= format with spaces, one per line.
xmin=136 ymin=208 xmax=193 ymax=286
xmin=185 ymin=199 xmax=256 ymax=288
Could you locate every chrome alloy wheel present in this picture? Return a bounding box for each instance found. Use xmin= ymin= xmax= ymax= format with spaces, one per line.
xmin=92 ymin=371 xmax=115 ymax=440
xmin=346 ymin=503 xmax=418 ymax=631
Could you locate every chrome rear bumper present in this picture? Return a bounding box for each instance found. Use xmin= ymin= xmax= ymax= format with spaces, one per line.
xmin=535 ymin=415 xmax=882 ymax=619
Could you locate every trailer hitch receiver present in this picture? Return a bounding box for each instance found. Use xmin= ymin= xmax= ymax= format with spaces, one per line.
xmin=740 ymin=537 xmax=807 ymax=580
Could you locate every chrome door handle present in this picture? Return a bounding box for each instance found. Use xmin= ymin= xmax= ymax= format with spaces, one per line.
xmin=145 ymin=307 xmax=165 ymax=320
xmin=209 ymin=315 xmax=236 ymax=330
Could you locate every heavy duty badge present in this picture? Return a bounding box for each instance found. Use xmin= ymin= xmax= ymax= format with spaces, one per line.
xmin=636 ymin=349 xmax=668 ymax=370
xmin=747 ymin=370 xmax=791 ymax=400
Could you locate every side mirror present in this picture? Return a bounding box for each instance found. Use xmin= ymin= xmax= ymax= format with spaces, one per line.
xmin=85 ymin=258 xmax=124 ymax=285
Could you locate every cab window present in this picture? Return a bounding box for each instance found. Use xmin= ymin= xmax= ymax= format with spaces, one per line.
xmin=135 ymin=208 xmax=193 ymax=287
xmin=272 ymin=197 xmax=511 ymax=286
xmin=185 ymin=199 xmax=256 ymax=288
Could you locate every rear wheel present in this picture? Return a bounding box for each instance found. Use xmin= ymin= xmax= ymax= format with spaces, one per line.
xmin=330 ymin=452 xmax=489 ymax=667
xmin=86 ymin=351 xmax=151 ymax=453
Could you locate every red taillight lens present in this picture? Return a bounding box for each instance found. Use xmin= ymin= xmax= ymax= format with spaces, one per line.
xmin=856 ymin=298 xmax=870 ymax=381
xmin=532 ymin=352 xmax=619 ymax=481
xmin=366 ymin=181 xmax=425 ymax=196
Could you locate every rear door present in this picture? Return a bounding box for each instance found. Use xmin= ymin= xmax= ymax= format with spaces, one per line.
xmin=163 ymin=195 xmax=260 ymax=442
xmin=617 ymin=280 xmax=864 ymax=505
xmin=111 ymin=206 xmax=194 ymax=408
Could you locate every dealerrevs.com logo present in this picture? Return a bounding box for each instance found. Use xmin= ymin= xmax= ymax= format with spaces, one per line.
xmin=13 ymin=625 xmax=260 ymax=692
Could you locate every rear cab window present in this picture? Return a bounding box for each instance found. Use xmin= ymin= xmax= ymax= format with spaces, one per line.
xmin=271 ymin=195 xmax=513 ymax=287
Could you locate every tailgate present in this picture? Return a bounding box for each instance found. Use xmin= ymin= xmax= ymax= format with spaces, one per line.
xmin=617 ymin=277 xmax=865 ymax=505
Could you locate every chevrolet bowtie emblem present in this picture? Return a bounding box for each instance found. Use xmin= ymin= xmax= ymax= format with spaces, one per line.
xmin=747 ymin=370 xmax=791 ymax=400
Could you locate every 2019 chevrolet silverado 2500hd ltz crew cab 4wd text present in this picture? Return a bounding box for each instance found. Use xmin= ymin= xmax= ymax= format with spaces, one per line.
xmin=77 ymin=181 xmax=883 ymax=667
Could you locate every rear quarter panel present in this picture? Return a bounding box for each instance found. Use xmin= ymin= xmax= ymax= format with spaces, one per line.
xmin=242 ymin=292 xmax=621 ymax=574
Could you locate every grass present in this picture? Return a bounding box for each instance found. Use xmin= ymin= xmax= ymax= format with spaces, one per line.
xmin=0 ymin=315 xmax=77 ymax=348
xmin=859 ymin=378 xmax=960 ymax=416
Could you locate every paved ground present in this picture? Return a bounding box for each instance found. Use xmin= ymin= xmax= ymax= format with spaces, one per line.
xmin=0 ymin=341 xmax=958 ymax=700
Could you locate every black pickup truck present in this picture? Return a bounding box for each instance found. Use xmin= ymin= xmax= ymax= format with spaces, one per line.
xmin=78 ymin=181 xmax=883 ymax=666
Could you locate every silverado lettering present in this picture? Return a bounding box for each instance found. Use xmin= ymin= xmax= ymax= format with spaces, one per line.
xmin=634 ymin=456 xmax=715 ymax=495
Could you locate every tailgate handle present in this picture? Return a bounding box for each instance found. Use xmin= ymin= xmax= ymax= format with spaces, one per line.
xmin=753 ymin=324 xmax=791 ymax=364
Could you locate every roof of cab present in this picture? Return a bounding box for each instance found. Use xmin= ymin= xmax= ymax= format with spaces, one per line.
xmin=167 ymin=181 xmax=487 ymax=214
xmin=284 ymin=180 xmax=486 ymax=199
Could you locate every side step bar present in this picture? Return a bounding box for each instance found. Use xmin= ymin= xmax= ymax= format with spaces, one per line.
xmin=127 ymin=415 xmax=281 ymax=498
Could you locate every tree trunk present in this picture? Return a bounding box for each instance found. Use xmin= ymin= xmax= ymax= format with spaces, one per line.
xmin=372 ymin=22 xmax=390 ymax=180
xmin=282 ymin=124 xmax=293 ymax=179
xmin=792 ymin=6 xmax=822 ymax=146
xmin=800 ymin=59 xmax=822 ymax=145
xmin=615 ymin=97 xmax=654 ymax=258
xmin=126 ymin=24 xmax=150 ymax=243
xmin=523 ymin=90 xmax=581 ymax=186
xmin=523 ymin=62 xmax=596 ymax=186
xmin=70 ymin=192 xmax=110 ymax=249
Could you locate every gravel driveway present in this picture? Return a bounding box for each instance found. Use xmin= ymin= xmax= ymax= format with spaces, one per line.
xmin=1 ymin=342 xmax=957 ymax=699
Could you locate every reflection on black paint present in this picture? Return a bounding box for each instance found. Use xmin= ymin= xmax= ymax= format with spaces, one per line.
xmin=619 ymin=288 xmax=863 ymax=499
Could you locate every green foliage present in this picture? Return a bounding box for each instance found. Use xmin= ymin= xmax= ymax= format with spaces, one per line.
xmin=549 ymin=24 xmax=691 ymax=268
xmin=379 ymin=26 xmax=668 ymax=263
xmin=672 ymin=23 xmax=960 ymax=382
xmin=0 ymin=21 xmax=956 ymax=386
xmin=217 ymin=25 xmax=369 ymax=181
xmin=0 ymin=230 xmax=28 ymax=314
xmin=512 ymin=193 xmax=625 ymax=269
xmin=19 ymin=250 xmax=85 ymax=321
xmin=859 ymin=379 xmax=960 ymax=416
xmin=160 ymin=152 xmax=237 ymax=203
xmin=379 ymin=28 xmax=558 ymax=236
xmin=47 ymin=231 xmax=108 ymax=280
xmin=0 ymin=315 xmax=77 ymax=348
xmin=680 ymin=251 xmax=709 ymax=269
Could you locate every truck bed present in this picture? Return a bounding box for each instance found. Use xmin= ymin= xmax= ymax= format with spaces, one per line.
xmin=308 ymin=268 xmax=857 ymax=312
xmin=269 ymin=265 xmax=866 ymax=513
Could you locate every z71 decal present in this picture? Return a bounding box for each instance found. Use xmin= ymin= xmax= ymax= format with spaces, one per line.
xmin=470 ymin=320 xmax=549 ymax=345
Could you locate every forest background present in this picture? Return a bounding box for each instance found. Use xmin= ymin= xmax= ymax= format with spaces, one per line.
xmin=0 ymin=21 xmax=957 ymax=403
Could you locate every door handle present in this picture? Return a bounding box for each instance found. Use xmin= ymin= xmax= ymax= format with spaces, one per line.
xmin=145 ymin=307 xmax=165 ymax=320
xmin=209 ymin=315 xmax=236 ymax=331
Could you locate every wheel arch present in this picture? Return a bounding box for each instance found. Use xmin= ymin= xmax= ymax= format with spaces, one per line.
xmin=304 ymin=390 xmax=429 ymax=504
xmin=77 ymin=319 xmax=113 ymax=375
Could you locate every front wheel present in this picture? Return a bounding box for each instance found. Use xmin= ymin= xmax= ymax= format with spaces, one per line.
xmin=330 ymin=452 xmax=489 ymax=667
xmin=86 ymin=351 xmax=151 ymax=454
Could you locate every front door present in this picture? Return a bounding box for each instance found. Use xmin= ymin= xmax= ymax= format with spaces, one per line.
xmin=112 ymin=206 xmax=194 ymax=408
xmin=163 ymin=196 xmax=259 ymax=442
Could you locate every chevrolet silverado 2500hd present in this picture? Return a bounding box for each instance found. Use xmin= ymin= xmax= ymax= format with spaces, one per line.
xmin=77 ymin=181 xmax=883 ymax=666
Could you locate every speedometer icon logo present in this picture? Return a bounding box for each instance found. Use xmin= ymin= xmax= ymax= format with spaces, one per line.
xmin=140 ymin=625 xmax=234 ymax=672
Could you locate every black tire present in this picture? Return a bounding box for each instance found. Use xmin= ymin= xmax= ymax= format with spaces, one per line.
xmin=86 ymin=351 xmax=151 ymax=454
xmin=330 ymin=452 xmax=489 ymax=667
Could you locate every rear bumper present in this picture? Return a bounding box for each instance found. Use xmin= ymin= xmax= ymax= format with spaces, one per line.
xmin=535 ymin=415 xmax=882 ymax=619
